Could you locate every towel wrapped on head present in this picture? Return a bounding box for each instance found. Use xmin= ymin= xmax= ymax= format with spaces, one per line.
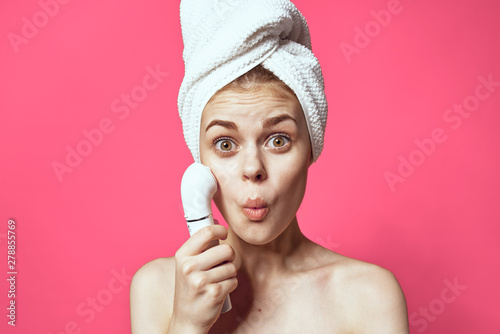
xmin=178 ymin=0 xmax=328 ymax=163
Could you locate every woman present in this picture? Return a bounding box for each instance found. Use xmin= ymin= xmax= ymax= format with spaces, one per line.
xmin=131 ymin=1 xmax=409 ymax=333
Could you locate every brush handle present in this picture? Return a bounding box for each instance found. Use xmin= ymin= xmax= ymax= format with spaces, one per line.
xmin=181 ymin=163 xmax=232 ymax=314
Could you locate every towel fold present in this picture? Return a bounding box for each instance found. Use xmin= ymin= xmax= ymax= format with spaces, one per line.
xmin=178 ymin=0 xmax=328 ymax=163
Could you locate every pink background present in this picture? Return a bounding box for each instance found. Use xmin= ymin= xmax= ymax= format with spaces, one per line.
xmin=1 ymin=0 xmax=499 ymax=333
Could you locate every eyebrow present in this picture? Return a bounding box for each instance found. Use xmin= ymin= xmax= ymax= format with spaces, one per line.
xmin=205 ymin=113 xmax=297 ymax=132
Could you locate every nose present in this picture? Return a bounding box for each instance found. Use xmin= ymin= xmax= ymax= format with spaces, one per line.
xmin=241 ymin=145 xmax=267 ymax=182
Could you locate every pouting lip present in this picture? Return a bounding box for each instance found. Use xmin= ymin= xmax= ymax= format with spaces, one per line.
xmin=242 ymin=197 xmax=269 ymax=209
xmin=242 ymin=207 xmax=269 ymax=221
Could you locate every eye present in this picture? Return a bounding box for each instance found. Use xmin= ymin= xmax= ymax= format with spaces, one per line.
xmin=219 ymin=140 xmax=232 ymax=151
xmin=212 ymin=134 xmax=291 ymax=155
xmin=213 ymin=137 xmax=236 ymax=154
xmin=267 ymin=134 xmax=291 ymax=150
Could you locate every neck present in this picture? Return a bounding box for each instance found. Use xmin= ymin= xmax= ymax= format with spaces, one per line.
xmin=224 ymin=216 xmax=309 ymax=288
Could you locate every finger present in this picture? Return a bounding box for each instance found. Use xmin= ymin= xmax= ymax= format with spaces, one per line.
xmin=203 ymin=277 xmax=238 ymax=305
xmin=195 ymin=243 xmax=235 ymax=271
xmin=177 ymin=225 xmax=227 ymax=256
xmin=218 ymin=276 xmax=238 ymax=296
xmin=205 ymin=261 xmax=237 ymax=283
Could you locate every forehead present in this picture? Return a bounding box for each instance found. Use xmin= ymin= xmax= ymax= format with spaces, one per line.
xmin=202 ymin=86 xmax=303 ymax=122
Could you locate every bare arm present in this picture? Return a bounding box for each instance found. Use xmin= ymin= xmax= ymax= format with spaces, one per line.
xmin=130 ymin=225 xmax=237 ymax=334
xmin=130 ymin=258 xmax=175 ymax=334
xmin=352 ymin=265 xmax=409 ymax=334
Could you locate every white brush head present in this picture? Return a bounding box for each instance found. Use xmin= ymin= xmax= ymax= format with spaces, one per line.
xmin=181 ymin=163 xmax=218 ymax=221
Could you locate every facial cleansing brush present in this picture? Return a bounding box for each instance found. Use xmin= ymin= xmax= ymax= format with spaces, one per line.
xmin=180 ymin=162 xmax=232 ymax=314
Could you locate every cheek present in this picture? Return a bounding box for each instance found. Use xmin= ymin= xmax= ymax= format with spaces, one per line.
xmin=280 ymin=165 xmax=307 ymax=195
xmin=274 ymin=157 xmax=308 ymax=201
xmin=209 ymin=159 xmax=241 ymax=208
xmin=210 ymin=159 xmax=240 ymax=187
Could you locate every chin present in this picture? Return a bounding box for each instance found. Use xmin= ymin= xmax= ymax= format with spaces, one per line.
xmin=234 ymin=232 xmax=277 ymax=246
xmin=228 ymin=215 xmax=287 ymax=246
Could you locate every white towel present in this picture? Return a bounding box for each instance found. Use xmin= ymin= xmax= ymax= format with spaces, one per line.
xmin=178 ymin=0 xmax=328 ymax=163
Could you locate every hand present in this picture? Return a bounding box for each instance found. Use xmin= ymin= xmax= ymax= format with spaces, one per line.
xmin=169 ymin=222 xmax=237 ymax=333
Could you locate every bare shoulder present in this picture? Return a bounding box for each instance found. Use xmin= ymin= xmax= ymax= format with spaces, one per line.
xmin=327 ymin=254 xmax=409 ymax=333
xmin=130 ymin=257 xmax=175 ymax=333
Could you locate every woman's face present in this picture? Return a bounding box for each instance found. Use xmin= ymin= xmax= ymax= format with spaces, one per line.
xmin=200 ymin=85 xmax=312 ymax=245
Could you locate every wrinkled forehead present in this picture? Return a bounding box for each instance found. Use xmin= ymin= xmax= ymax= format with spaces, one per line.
xmin=201 ymin=84 xmax=305 ymax=125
